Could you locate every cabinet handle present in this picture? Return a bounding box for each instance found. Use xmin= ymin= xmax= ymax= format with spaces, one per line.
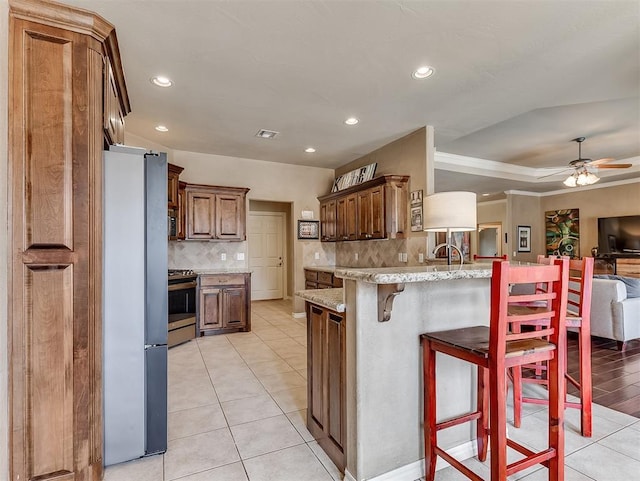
xmin=329 ymin=313 xmax=343 ymax=323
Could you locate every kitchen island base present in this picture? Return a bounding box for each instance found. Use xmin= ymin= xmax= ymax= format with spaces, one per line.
xmin=338 ymin=266 xmax=492 ymax=481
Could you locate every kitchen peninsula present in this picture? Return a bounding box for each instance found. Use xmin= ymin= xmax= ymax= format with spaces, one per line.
xmin=298 ymin=264 xmax=494 ymax=481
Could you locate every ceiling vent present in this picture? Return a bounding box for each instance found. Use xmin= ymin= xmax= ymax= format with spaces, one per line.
xmin=255 ymin=129 xmax=279 ymax=139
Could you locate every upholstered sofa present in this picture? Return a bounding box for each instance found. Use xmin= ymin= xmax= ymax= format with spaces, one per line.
xmin=590 ymin=276 xmax=640 ymax=351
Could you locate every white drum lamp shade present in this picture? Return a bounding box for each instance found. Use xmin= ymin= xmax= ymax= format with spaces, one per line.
xmin=423 ymin=191 xmax=477 ymax=232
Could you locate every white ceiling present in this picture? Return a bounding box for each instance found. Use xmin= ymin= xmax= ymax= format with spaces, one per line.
xmin=66 ymin=0 xmax=640 ymax=194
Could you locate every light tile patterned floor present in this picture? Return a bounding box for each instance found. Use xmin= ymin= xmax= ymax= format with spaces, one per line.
xmin=105 ymin=298 xmax=640 ymax=481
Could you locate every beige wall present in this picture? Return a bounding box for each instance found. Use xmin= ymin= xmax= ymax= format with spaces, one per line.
xmin=1 ymin=0 xmax=9 ymax=477
xmin=172 ymin=149 xmax=335 ymax=312
xmin=507 ymin=193 xmax=543 ymax=263
xmin=539 ymin=181 xmax=640 ymax=258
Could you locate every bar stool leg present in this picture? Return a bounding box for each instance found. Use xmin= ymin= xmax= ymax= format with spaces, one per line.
xmin=578 ymin=323 xmax=593 ymax=437
xmin=477 ymin=366 xmax=489 ymax=462
xmin=489 ymin=359 xmax=508 ymax=481
xmin=422 ymin=338 xmax=437 ymax=481
xmin=511 ymin=366 xmax=522 ymax=428
xmin=547 ymin=350 xmax=565 ymax=481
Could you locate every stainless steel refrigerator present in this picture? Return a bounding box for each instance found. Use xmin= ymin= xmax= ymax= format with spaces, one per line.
xmin=103 ymin=145 xmax=168 ymax=465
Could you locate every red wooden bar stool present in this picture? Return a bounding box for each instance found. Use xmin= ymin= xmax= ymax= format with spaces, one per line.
xmin=511 ymin=256 xmax=594 ymax=437
xmin=421 ymin=259 xmax=569 ymax=481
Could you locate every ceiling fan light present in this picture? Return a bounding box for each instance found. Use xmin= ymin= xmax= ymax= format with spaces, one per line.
xmin=563 ymin=174 xmax=577 ymax=187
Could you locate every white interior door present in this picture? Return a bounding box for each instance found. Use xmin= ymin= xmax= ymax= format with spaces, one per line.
xmin=248 ymin=212 xmax=284 ymax=300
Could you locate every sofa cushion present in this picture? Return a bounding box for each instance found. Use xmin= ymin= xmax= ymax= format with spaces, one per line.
xmin=594 ymin=275 xmax=640 ymax=298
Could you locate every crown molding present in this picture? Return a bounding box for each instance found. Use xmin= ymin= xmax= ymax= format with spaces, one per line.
xmin=505 ymin=177 xmax=640 ymax=198
xmin=435 ymin=151 xmax=640 ymax=183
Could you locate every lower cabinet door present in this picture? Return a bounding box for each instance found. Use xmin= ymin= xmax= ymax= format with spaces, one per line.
xmin=223 ymin=287 xmax=247 ymax=328
xmin=200 ymin=287 xmax=222 ymax=330
xmin=308 ymin=304 xmax=325 ymax=431
xmin=326 ymin=311 xmax=345 ymax=450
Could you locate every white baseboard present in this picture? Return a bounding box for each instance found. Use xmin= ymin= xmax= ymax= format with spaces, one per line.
xmin=292 ymin=311 xmax=306 ymax=318
xmin=343 ymin=441 xmax=477 ymax=481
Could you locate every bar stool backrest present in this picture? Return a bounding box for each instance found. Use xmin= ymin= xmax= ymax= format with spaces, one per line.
xmin=490 ymin=259 xmax=569 ymax=361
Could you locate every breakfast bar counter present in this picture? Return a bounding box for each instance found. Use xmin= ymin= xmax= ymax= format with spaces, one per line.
xmin=334 ymin=264 xmax=494 ymax=481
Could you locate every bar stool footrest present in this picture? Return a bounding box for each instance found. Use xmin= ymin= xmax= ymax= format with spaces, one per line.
xmin=506 ymin=439 xmax=555 ymax=475
xmin=434 ymin=447 xmax=485 ymax=481
xmin=436 ymin=411 xmax=482 ymax=431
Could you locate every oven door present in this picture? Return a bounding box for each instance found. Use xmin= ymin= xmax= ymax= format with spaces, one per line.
xmin=168 ymin=279 xmax=197 ymax=347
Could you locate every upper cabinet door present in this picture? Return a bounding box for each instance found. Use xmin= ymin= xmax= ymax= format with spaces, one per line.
xmin=216 ymin=193 xmax=245 ymax=240
xmin=187 ymin=190 xmax=216 ymax=239
xmin=103 ymin=59 xmax=125 ymax=145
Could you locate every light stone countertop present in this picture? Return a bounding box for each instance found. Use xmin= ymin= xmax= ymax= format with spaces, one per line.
xmin=302 ymin=265 xmax=340 ymax=273
xmin=334 ymin=264 xmax=494 ymax=284
xmin=295 ymin=288 xmax=345 ymax=313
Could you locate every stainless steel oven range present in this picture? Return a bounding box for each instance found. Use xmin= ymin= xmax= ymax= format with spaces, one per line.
xmin=168 ymin=269 xmax=197 ymax=347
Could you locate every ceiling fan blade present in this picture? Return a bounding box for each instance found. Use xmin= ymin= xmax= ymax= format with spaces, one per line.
xmin=596 ymin=163 xmax=633 ymax=169
xmin=587 ymin=157 xmax=615 ymax=166
xmin=538 ymin=167 xmax=572 ymax=179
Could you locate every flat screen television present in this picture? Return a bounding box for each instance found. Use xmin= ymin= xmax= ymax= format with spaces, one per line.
xmin=597 ymin=215 xmax=640 ymax=254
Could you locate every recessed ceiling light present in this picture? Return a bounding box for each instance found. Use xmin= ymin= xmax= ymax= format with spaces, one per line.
xmin=155 ymin=125 xmax=168 ymax=132
xmin=255 ymin=129 xmax=279 ymax=139
xmin=412 ymin=66 xmax=435 ymax=79
xmin=305 ymin=147 xmax=316 ymax=153
xmin=344 ymin=117 xmax=359 ymax=125
xmin=482 ymin=193 xmax=491 ymax=197
xmin=151 ymin=76 xmax=173 ymax=87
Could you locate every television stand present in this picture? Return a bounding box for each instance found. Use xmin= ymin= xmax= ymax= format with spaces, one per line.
xmin=594 ymin=257 xmax=640 ymax=278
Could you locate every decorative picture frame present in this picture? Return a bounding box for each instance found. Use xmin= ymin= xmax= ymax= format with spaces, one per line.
xmin=297 ymin=220 xmax=320 ymax=240
xmin=410 ymin=189 xmax=423 ymax=232
xmin=545 ymin=208 xmax=580 ymax=258
xmin=517 ymin=225 xmax=532 ymax=252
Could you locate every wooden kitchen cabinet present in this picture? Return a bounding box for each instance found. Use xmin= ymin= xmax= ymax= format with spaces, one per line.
xmin=8 ymin=1 xmax=130 ymax=480
xmin=103 ymin=58 xmax=126 ymax=145
xmin=167 ymin=163 xmax=184 ymax=209
xmin=357 ymin=185 xmax=384 ymax=240
xmin=320 ymin=199 xmax=337 ymax=242
xmin=185 ymin=184 xmax=249 ymax=241
xmin=198 ymin=273 xmax=251 ymax=334
xmin=306 ymin=303 xmax=346 ymax=472
xmin=318 ymin=175 xmax=409 ymax=242
xmin=177 ymin=181 xmax=187 ymax=240
xmin=304 ymin=268 xmax=343 ymax=289
xmin=336 ymin=194 xmax=357 ymax=241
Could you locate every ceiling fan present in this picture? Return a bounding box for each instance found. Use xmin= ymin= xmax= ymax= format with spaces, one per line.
xmin=546 ymin=137 xmax=633 ymax=187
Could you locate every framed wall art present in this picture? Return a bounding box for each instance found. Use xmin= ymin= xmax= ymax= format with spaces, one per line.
xmin=517 ymin=225 xmax=531 ymax=252
xmin=297 ymin=220 xmax=320 ymax=240
xmin=545 ymin=208 xmax=580 ymax=258
xmin=410 ymin=189 xmax=423 ymax=231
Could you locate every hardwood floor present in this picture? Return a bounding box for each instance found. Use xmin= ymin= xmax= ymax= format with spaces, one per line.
xmin=567 ymin=334 xmax=640 ymax=418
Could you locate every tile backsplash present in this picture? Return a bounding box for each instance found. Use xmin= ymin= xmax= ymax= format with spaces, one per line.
xmin=335 ymin=236 xmax=431 ymax=267
xmin=168 ymin=241 xmax=248 ymax=269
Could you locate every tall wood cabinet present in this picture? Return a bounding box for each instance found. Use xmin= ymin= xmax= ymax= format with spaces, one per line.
xmin=8 ymin=1 xmax=129 ymax=480
xmin=319 ymin=175 xmax=409 ymax=242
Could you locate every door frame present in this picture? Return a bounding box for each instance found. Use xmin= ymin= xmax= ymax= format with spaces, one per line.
xmin=248 ymin=211 xmax=287 ymax=300
xmin=477 ymin=222 xmax=503 ymax=257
